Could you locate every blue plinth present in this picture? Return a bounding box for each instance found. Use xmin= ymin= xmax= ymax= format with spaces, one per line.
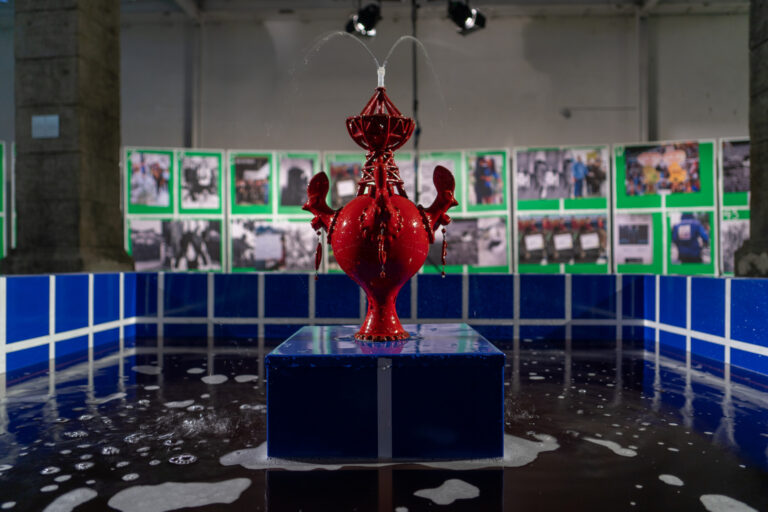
xmin=266 ymin=323 xmax=505 ymax=461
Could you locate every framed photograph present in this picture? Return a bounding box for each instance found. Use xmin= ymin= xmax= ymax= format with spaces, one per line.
xmin=667 ymin=210 xmax=716 ymax=275
xmin=325 ymin=153 xmax=365 ymax=210
xmin=277 ymin=152 xmax=320 ymax=215
xmin=613 ymin=213 xmax=663 ymax=274
xmin=230 ymin=152 xmax=273 ymax=214
xmin=425 ymin=216 xmax=509 ymax=273
xmin=466 ymin=150 xmax=508 ymax=211
xmin=614 ymin=140 xmax=715 ymax=209
xmin=128 ymin=219 xmax=222 ymax=272
xmin=517 ymin=214 xmax=609 ymax=272
xmin=0 ymin=140 xmax=4 ymax=214
xmin=418 ymin=151 xmax=463 ymax=208
xmin=126 ymin=148 xmax=174 ymax=214
xmin=230 ymin=219 xmax=316 ymax=272
xmin=178 ymin=150 xmax=223 ymax=214
xmin=394 ymin=152 xmax=416 ymax=200
xmin=720 ymin=209 xmax=749 ymax=275
xmin=720 ymin=138 xmax=750 ymax=207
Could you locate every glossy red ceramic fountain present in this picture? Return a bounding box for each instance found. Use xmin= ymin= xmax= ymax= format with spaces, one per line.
xmin=303 ymin=87 xmax=458 ymax=341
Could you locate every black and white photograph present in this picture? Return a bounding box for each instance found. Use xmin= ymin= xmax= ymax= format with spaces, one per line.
xmin=279 ymin=156 xmax=314 ymax=207
xmin=234 ymin=156 xmax=270 ymax=206
xmin=516 ymin=149 xmax=568 ymax=200
xmin=426 ymin=217 xmax=508 ymax=270
xmin=231 ymin=220 xmax=315 ymax=271
xmin=130 ymin=219 xmax=221 ymax=271
xmin=418 ymin=157 xmax=456 ymax=206
xmin=181 ymin=154 xmax=219 ymax=210
xmin=329 ymin=160 xmax=363 ymax=209
xmin=722 ymin=139 xmax=750 ymax=194
xmin=518 ymin=215 xmax=608 ymax=265
xmin=614 ymin=213 xmax=654 ymax=265
xmin=669 ymin=211 xmax=711 ymax=264
xmin=130 ymin=151 xmax=170 ymax=207
xmin=721 ymin=216 xmax=749 ymax=273
xmin=394 ymin=156 xmax=416 ymax=199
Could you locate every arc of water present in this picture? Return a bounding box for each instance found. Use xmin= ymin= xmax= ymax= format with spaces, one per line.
xmin=304 ymin=31 xmax=380 ymax=69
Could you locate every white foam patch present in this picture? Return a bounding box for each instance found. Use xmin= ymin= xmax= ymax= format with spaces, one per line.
xmin=201 ymin=375 xmax=228 ymax=385
xmin=234 ymin=375 xmax=258 ymax=383
xmin=529 ymin=376 xmax=545 ymax=381
xmin=584 ymin=437 xmax=637 ymax=457
xmin=144 ymin=386 xmax=159 ymax=391
xmin=90 ymin=392 xmax=126 ymax=405
xmin=132 ymin=366 xmax=162 ymax=375
xmin=42 ymin=488 xmax=97 ymax=512
xmin=220 ymin=434 xmax=557 ymax=472
xmin=394 ymin=508 xmax=407 ymax=512
xmin=659 ymin=474 xmax=684 ymax=486
xmin=700 ymin=494 xmax=758 ymax=512
xmin=186 ymin=368 xmax=205 ymax=375
xmin=164 ymin=400 xmax=195 ymax=409
xmin=107 ymin=478 xmax=251 ymax=512
xmin=413 ymin=479 xmax=479 ymax=505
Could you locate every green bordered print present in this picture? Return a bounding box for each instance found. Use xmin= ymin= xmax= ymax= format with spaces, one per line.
xmin=393 ymin=151 xmax=417 ymax=201
xmin=230 ymin=217 xmax=317 ymax=273
xmin=614 ymin=212 xmax=663 ymax=274
xmin=0 ymin=223 xmax=4 ymax=259
xmin=127 ymin=217 xmax=223 ymax=273
xmin=324 ymin=152 xmax=366 ymax=210
xmin=720 ymin=208 xmax=750 ymax=276
xmin=466 ymin=150 xmax=508 ymax=213
xmin=422 ymin=214 xmax=511 ymax=274
xmin=614 ymin=141 xmax=715 ymax=210
xmin=666 ymin=210 xmax=716 ymax=276
xmin=177 ymin=150 xmax=224 ymax=215
xmin=417 ymin=151 xmax=464 ymax=210
xmin=277 ymin=152 xmax=320 ymax=215
xmin=720 ymin=138 xmax=750 ymax=208
xmin=125 ymin=148 xmax=175 ymax=215
xmin=230 ymin=151 xmax=273 ymax=215
xmin=0 ymin=141 xmax=5 ymax=213
xmin=515 ymin=145 xmax=610 ymax=212
xmin=517 ymin=213 xmax=610 ymax=274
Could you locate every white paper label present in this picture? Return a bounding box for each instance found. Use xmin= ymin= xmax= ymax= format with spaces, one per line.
xmin=580 ymin=232 xmax=600 ymax=250
xmin=31 ymin=115 xmax=59 ymax=139
xmin=554 ymin=233 xmax=573 ymax=251
xmin=336 ymin=180 xmax=356 ymax=197
xmin=524 ymin=234 xmax=544 ymax=251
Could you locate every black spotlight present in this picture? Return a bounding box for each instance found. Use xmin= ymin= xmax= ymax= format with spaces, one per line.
xmin=448 ymin=1 xmax=486 ymax=35
xmin=346 ymin=3 xmax=381 ymax=37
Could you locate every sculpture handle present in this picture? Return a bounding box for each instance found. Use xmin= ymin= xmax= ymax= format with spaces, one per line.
xmin=423 ymin=165 xmax=459 ymax=232
xmin=302 ymin=172 xmax=336 ymax=231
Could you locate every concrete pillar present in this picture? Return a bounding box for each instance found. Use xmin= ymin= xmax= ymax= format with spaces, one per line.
xmin=1 ymin=0 xmax=132 ymax=274
xmin=736 ymin=1 xmax=768 ymax=276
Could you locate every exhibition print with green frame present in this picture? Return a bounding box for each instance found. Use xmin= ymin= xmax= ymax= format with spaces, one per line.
xmin=177 ymin=149 xmax=224 ymax=215
xmin=229 ymin=150 xmax=274 ymax=215
xmin=125 ymin=147 xmax=175 ymax=215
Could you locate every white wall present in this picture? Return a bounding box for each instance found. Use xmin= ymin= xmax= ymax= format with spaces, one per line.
xmin=0 ymin=12 xmax=750 ymax=150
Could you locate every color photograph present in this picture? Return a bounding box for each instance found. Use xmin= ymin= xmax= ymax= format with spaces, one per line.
xmin=721 ymin=139 xmax=750 ymax=194
xmin=328 ymin=160 xmax=363 ymax=209
xmin=624 ymin=142 xmax=700 ymax=196
xmin=234 ymin=155 xmax=270 ymax=206
xmin=518 ymin=214 xmax=608 ymax=265
xmin=231 ymin=220 xmax=315 ymax=271
xmin=468 ymin=153 xmax=504 ymax=206
xmin=180 ymin=154 xmax=220 ymax=210
xmin=614 ymin=213 xmax=654 ymax=265
xmin=129 ymin=151 xmax=171 ymax=207
xmin=418 ymin=156 xmax=458 ymax=206
xmin=516 ymin=147 xmax=608 ymax=201
xmin=669 ymin=211 xmax=711 ymax=264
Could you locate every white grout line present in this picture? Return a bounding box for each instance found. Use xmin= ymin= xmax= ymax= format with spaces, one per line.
xmin=615 ymin=275 xmax=623 ymax=342
xmin=5 ymin=318 xmax=139 ymax=353
xmin=461 ymin=273 xmax=469 ymax=321
xmin=564 ymin=274 xmax=572 ymax=341
xmin=119 ymin=273 xmax=125 ymax=353
xmin=654 ymin=275 xmax=660 ymax=352
xmin=257 ymin=273 xmax=265 ymax=341
xmin=48 ymin=276 xmax=56 ymax=394
xmin=308 ymin=273 xmax=316 ymax=323
xmin=207 ymin=273 xmax=214 ymax=339
xmin=513 ymin=274 xmax=520 ymax=342
xmin=725 ymin=278 xmax=732 ymax=365
xmin=157 ymin=272 xmax=165 ymax=349
xmin=0 ymin=277 xmax=5 ymax=375
xmin=410 ymin=276 xmax=418 ymax=323
xmin=88 ymin=274 xmax=94 ymax=350
xmin=685 ymin=276 xmax=691 ymax=369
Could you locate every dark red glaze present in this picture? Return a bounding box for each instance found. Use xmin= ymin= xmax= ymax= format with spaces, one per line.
xmin=303 ymin=87 xmax=458 ymax=341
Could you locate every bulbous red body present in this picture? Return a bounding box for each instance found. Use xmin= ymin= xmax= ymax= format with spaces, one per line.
xmin=304 ymin=87 xmax=458 ymax=341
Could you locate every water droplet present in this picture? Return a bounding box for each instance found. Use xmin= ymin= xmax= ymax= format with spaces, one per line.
xmin=116 ymin=461 xmax=130 ymax=468
xmin=78 ymin=415 xmax=94 ymax=421
xmin=63 ymin=430 xmax=88 ymax=439
xmin=148 ymin=460 xmax=161 ymax=466
xmin=74 ymin=462 xmax=94 ymax=471
xmin=168 ymin=454 xmax=197 ymax=465
xmin=40 ymin=466 xmax=60 ymax=475
xmin=186 ymin=405 xmax=204 ymax=412
xmin=1 ymin=502 xmax=15 ymax=509
xmin=41 ymin=485 xmax=58 ymax=492
xmin=54 ymin=475 xmax=71 ymax=483
xmin=101 ymin=446 xmax=120 ymax=456
xmin=122 ymin=473 xmax=139 ymax=481
xmin=0 ymin=465 xmax=13 ymax=472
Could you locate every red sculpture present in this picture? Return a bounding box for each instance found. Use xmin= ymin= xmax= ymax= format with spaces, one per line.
xmin=303 ymin=87 xmax=458 ymax=341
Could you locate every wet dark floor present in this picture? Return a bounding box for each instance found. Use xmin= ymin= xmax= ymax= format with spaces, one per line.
xmin=0 ymin=339 xmax=766 ymax=511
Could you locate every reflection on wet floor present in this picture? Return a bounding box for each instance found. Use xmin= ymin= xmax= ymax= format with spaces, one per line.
xmin=0 ymin=338 xmax=765 ymax=511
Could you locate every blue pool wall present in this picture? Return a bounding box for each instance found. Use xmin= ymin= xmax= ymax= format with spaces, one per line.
xmin=0 ymin=272 xmax=766 ymax=385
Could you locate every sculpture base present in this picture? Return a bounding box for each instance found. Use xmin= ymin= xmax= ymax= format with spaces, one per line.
xmin=266 ymin=324 xmax=505 ymax=461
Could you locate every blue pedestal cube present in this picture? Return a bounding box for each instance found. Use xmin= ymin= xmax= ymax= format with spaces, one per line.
xmin=266 ymin=323 xmax=505 ymax=461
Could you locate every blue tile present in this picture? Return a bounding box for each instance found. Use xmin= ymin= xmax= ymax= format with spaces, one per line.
xmin=55 ymin=336 xmax=89 ymax=369
xmin=470 ymin=324 xmax=515 ymax=342
xmin=265 ymin=324 xmax=304 ymax=340
xmin=55 ymin=274 xmax=89 ymax=333
xmin=643 ymin=336 xmax=656 ymax=353
xmin=94 ymin=328 xmax=120 ymax=348
xmin=123 ymin=273 xmax=137 ymax=318
xmin=571 ymin=274 xmax=616 ymax=320
xmin=622 ymin=325 xmax=646 ymax=342
xmin=691 ymin=338 xmax=724 ymax=363
xmin=164 ymin=323 xmax=208 ymax=339
xmin=214 ymin=274 xmax=259 ymax=318
xmin=659 ymin=276 xmax=687 ymax=328
xmin=136 ymin=323 xmax=158 ymax=338
xmin=264 ymin=274 xmax=309 ymax=318
xmin=731 ymin=349 xmax=768 ymax=376
xmin=731 ymin=279 xmax=768 ymax=348
xmin=520 ymin=275 xmax=565 ymax=319
xmin=643 ymin=275 xmax=656 ymax=320
xmin=6 ymin=275 xmax=49 ymax=343
xmin=136 ymin=273 xmax=158 ymax=317
xmin=571 ymin=325 xmax=617 ymax=343
xmin=659 ymin=330 xmax=686 ymax=353
xmin=519 ymin=324 xmax=565 ymax=342
xmin=395 ymin=278 xmax=411 ymax=321
xmin=123 ymin=323 xmax=136 ymax=340
xmin=93 ymin=339 xmax=120 ymax=360
xmin=6 ymin=344 xmax=49 ymax=373
xmin=469 ymin=275 xmax=514 ymax=319
xmin=691 ymin=277 xmax=725 ymax=337
xmin=164 ymin=273 xmax=207 ymax=317
xmin=417 ymin=274 xmax=462 ymax=319
xmin=316 ymin=274 xmax=359 ymax=319
xmin=214 ymin=324 xmax=260 ymax=340
xmin=621 ymin=275 xmax=645 ymax=319
xmin=94 ymin=274 xmax=120 ymax=325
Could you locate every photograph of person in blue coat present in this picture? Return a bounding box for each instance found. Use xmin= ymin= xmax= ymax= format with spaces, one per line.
xmin=670 ymin=212 xmax=711 ymax=264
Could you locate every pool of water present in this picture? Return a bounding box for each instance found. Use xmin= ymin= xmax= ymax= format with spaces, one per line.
xmin=0 ymin=339 xmax=766 ymax=511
